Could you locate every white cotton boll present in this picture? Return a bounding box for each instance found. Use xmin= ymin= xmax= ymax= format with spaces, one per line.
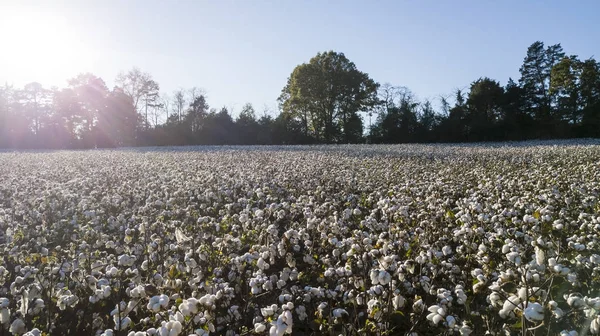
xmin=567 ymin=295 xmax=584 ymax=308
xmin=413 ymin=299 xmax=425 ymax=312
xmin=524 ymin=302 xmax=544 ymax=322
xmin=548 ymin=258 xmax=557 ymax=267
xmin=506 ymin=251 xmax=521 ymax=265
xmin=591 ymin=316 xmax=600 ymax=335
xmin=518 ymin=287 xmax=528 ymax=301
xmin=535 ymin=246 xmax=545 ymax=266
xmin=499 ymin=308 xmax=511 ymax=319
xmin=459 ymin=322 xmax=473 ymax=335
xmin=553 ymin=307 xmax=565 ymax=319
xmin=378 ymin=271 xmax=391 ymax=285
xmin=442 ymin=245 xmax=453 ymax=256
xmin=261 ymin=306 xmax=274 ymax=317
xmin=254 ymin=323 xmax=266 ymax=333
xmin=446 ymin=315 xmax=456 ymax=328
xmin=24 ymin=328 xmax=42 ymax=336
xmin=432 ymin=313 xmax=444 ymax=325
xmin=9 ymin=318 xmax=26 ymax=334
xmin=392 ymin=295 xmax=406 ymax=309
xmin=502 ymin=295 xmax=521 ymax=312
xmin=369 ymin=269 xmax=379 ymax=285
xmin=428 ymin=305 xmax=442 ymax=313
xmin=159 ymin=295 xmax=169 ymax=308
xmin=0 ymin=308 xmax=10 ymax=324
xmin=332 ymin=308 xmax=348 ymax=318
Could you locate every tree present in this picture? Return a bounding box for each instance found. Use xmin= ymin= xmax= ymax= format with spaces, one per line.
xmin=279 ymin=51 xmax=379 ymax=143
xmin=115 ymin=67 xmax=154 ymax=112
xmin=550 ymin=56 xmax=582 ymax=125
xmin=501 ymin=78 xmax=532 ymax=140
xmin=519 ymin=41 xmax=565 ymax=137
xmin=20 ymin=82 xmax=50 ymax=138
xmin=172 ymin=89 xmax=186 ymax=123
xmin=465 ymin=77 xmax=505 ymax=141
xmin=142 ymin=80 xmax=160 ymax=128
xmin=67 ymin=73 xmax=110 ymax=147
xmin=371 ymin=88 xmax=419 ymax=143
xmin=418 ymin=99 xmax=438 ymax=141
xmin=185 ymin=95 xmax=209 ymax=137
xmin=578 ymin=59 xmax=600 ymax=136
xmin=96 ymin=89 xmax=139 ymax=147
xmin=439 ymin=89 xmax=468 ymax=142
xmin=203 ymin=107 xmax=236 ymax=145
xmin=236 ymin=103 xmax=259 ymax=145
xmin=0 ymin=85 xmax=22 ymax=148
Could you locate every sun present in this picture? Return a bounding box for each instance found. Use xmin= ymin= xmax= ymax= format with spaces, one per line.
xmin=0 ymin=9 xmax=89 ymax=87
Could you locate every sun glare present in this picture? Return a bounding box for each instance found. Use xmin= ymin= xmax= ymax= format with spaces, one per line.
xmin=0 ymin=10 xmax=89 ymax=86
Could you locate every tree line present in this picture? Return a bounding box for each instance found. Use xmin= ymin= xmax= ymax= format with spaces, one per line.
xmin=1 ymin=41 xmax=599 ymax=149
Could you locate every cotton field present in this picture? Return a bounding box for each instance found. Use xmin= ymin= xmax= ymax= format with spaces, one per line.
xmin=1 ymin=142 xmax=600 ymax=336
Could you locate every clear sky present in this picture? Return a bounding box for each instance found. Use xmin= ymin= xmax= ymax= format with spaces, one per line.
xmin=1 ymin=0 xmax=599 ymax=116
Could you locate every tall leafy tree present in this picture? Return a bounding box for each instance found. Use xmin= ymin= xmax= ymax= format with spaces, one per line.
xmin=185 ymin=95 xmax=209 ymax=137
xmin=501 ymin=78 xmax=531 ymax=140
xmin=20 ymin=82 xmax=51 ymax=138
xmin=550 ymin=56 xmax=582 ymax=124
xmin=142 ymin=80 xmax=160 ymax=128
xmin=279 ymin=51 xmax=379 ymax=143
xmin=466 ymin=77 xmax=504 ymax=141
xmin=236 ymin=103 xmax=259 ymax=145
xmin=417 ymin=99 xmax=438 ymax=141
xmin=519 ymin=41 xmax=565 ymax=136
xmin=96 ymin=89 xmax=139 ymax=147
xmin=67 ymin=73 xmax=110 ymax=147
xmin=578 ymin=59 xmax=600 ymax=136
xmin=443 ymin=90 xmax=468 ymax=142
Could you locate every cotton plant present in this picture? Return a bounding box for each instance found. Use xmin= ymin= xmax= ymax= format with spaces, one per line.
xmin=1 ymin=143 xmax=600 ymax=334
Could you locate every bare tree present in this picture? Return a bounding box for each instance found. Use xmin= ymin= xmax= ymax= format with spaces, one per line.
xmin=172 ymin=89 xmax=186 ymax=122
xmin=161 ymin=93 xmax=171 ymax=123
xmin=142 ymin=80 xmax=160 ymax=128
xmin=188 ymin=87 xmax=204 ymax=103
xmin=115 ymin=67 xmax=159 ymax=127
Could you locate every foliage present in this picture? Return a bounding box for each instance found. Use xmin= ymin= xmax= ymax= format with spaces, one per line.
xmin=1 ymin=43 xmax=600 ymax=149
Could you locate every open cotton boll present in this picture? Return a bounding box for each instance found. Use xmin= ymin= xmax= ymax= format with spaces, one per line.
xmin=9 ymin=318 xmax=27 ymax=334
xmin=254 ymin=323 xmax=266 ymax=333
xmin=0 ymin=307 xmax=9 ymax=324
xmin=426 ymin=305 xmax=446 ymax=325
xmin=446 ymin=315 xmax=456 ymax=328
xmin=535 ymin=246 xmax=545 ymax=266
xmin=332 ymin=308 xmax=348 ymax=318
xmin=23 ymin=328 xmax=42 ymax=336
xmin=523 ymin=302 xmax=544 ymax=322
xmin=591 ymin=316 xmax=600 ymax=335
xmin=442 ymin=245 xmax=453 ymax=256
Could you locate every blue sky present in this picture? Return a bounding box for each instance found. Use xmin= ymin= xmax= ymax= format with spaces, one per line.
xmin=1 ymin=0 xmax=599 ymax=117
